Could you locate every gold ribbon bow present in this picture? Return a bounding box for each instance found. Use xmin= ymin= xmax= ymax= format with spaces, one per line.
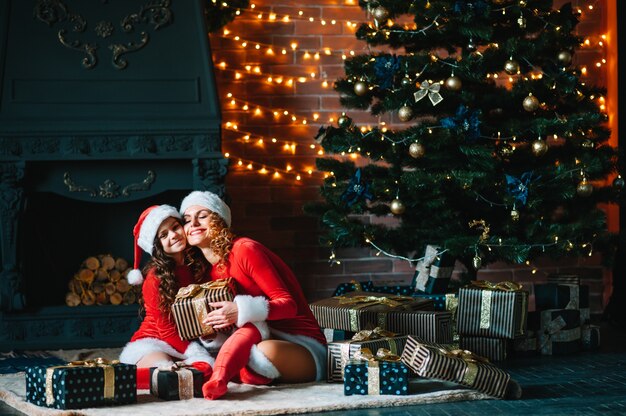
xmin=470 ymin=280 xmax=523 ymax=292
xmin=337 ymin=294 xmax=414 ymax=308
xmin=442 ymin=348 xmax=489 ymax=386
xmin=351 ymin=327 xmax=398 ymax=342
xmin=175 ymin=279 xmax=231 ymax=299
xmin=413 ymin=81 xmax=443 ymax=106
xmin=46 ymin=358 xmax=119 ymax=406
xmin=353 ymin=348 xmax=402 ymax=395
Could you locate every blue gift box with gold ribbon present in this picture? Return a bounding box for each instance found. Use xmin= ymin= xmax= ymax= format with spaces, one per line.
xmin=25 ymin=359 xmax=136 ymax=409
xmin=343 ymin=348 xmax=409 ymax=396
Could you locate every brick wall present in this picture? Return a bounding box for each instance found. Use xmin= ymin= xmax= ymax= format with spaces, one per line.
xmin=209 ymin=0 xmax=613 ymax=314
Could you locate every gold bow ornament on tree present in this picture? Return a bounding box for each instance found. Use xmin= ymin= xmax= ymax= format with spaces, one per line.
xmin=414 ymin=81 xmax=444 ymax=106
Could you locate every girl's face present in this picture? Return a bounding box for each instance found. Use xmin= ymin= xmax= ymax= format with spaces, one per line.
xmin=157 ymin=217 xmax=187 ymax=255
xmin=183 ymin=205 xmax=212 ymax=247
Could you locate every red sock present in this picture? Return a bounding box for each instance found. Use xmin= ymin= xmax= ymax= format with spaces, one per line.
xmin=191 ymin=361 xmax=213 ymax=382
xmin=136 ymin=367 xmax=151 ymax=390
xmin=239 ymin=366 xmax=273 ymax=385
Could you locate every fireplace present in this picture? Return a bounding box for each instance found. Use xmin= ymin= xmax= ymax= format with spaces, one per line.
xmin=0 ymin=0 xmax=226 ymax=350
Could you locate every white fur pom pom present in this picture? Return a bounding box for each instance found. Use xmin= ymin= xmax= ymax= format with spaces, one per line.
xmin=127 ymin=269 xmax=144 ymax=285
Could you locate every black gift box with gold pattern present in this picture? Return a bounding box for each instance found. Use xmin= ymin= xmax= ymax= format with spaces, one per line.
xmin=400 ymin=336 xmax=512 ymax=399
xmin=171 ymin=278 xmax=237 ymax=340
xmin=457 ymin=282 xmax=528 ymax=339
xmin=310 ymin=291 xmax=434 ymax=333
xmin=149 ymin=364 xmax=203 ymax=400
xmin=25 ymin=360 xmax=136 ymax=409
xmin=327 ymin=329 xmax=409 ymax=382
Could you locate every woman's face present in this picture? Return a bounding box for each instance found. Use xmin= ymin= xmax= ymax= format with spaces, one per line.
xmin=157 ymin=217 xmax=187 ymax=255
xmin=183 ymin=205 xmax=212 ymax=247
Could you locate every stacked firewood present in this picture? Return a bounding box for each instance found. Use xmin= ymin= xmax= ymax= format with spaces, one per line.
xmin=65 ymin=254 xmax=140 ymax=306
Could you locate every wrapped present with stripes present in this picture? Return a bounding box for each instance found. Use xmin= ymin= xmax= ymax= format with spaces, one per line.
xmin=512 ymin=330 xmax=538 ymax=356
xmin=412 ymin=291 xmax=448 ymax=311
xmin=380 ymin=310 xmax=454 ymax=344
xmin=171 ymin=278 xmax=236 ymax=340
xmin=400 ymin=336 xmax=513 ymax=399
xmin=344 ymin=348 xmax=410 ymax=396
xmin=547 ymin=274 xmax=580 ymax=285
xmin=411 ymin=245 xmax=455 ymax=294
xmin=149 ymin=362 xmax=203 ymax=400
xmin=333 ymin=280 xmax=375 ymax=296
xmin=25 ymin=359 xmax=136 ymax=409
xmin=459 ymin=336 xmax=509 ymax=362
xmin=538 ymin=309 xmax=581 ymax=355
xmin=310 ymin=291 xmax=434 ymax=333
xmin=534 ymin=283 xmax=589 ymax=311
xmin=581 ymin=324 xmax=600 ymax=350
xmin=457 ymin=281 xmax=528 ymax=339
xmin=327 ymin=327 xmax=408 ymax=382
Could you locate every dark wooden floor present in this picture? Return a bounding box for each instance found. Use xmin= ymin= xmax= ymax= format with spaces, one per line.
xmin=2 ymin=320 xmax=626 ymax=415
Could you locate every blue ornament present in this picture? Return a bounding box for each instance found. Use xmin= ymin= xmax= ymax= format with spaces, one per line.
xmin=505 ymin=172 xmax=539 ymax=206
xmin=374 ymin=55 xmax=401 ymax=90
xmin=441 ymin=105 xmax=482 ymax=141
xmin=341 ymin=168 xmax=373 ymax=207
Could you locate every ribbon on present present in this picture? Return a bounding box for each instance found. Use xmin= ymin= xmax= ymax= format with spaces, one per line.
xmin=470 ymin=280 xmax=523 ymax=292
xmin=539 ymin=314 xmax=581 ymax=355
xmin=352 ymin=348 xmax=402 ymax=395
xmin=45 ymin=358 xmax=119 ymax=406
xmin=150 ymin=361 xmax=195 ymax=400
xmin=414 ymin=81 xmax=443 ymax=106
xmin=336 ymin=294 xmax=415 ymax=332
xmin=564 ymin=285 xmax=580 ymax=310
xmin=340 ymin=328 xmax=402 ymax=375
xmin=444 ymin=348 xmax=490 ymax=386
xmin=351 ymin=327 xmax=398 ymax=342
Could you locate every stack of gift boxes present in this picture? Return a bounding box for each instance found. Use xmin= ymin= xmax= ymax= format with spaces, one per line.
xmin=311 ymin=245 xmax=520 ymax=398
xmin=513 ymin=274 xmax=600 ymax=355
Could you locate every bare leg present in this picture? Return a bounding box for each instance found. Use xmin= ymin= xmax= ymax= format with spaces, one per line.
xmin=256 ymin=340 xmax=316 ymax=383
xmin=136 ymin=351 xmax=174 ymax=368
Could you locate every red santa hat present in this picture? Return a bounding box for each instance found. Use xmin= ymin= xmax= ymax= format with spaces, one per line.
xmin=127 ymin=204 xmax=181 ymax=286
xmin=179 ymin=190 xmax=231 ymax=227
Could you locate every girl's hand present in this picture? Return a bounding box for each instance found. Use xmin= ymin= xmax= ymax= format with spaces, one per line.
xmin=203 ymin=301 xmax=238 ymax=329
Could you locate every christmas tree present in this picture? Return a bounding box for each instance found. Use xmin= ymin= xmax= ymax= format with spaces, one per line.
xmin=306 ymin=0 xmax=620 ymax=281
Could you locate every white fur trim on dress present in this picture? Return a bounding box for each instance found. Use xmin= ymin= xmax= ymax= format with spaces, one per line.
xmin=234 ymin=295 xmax=269 ymax=327
xmin=247 ymin=344 xmax=281 ymax=379
xmin=252 ymin=321 xmax=270 ymax=340
xmin=183 ymin=341 xmax=215 ymax=366
xmin=199 ymin=332 xmax=231 ymax=353
xmin=270 ymin=329 xmax=327 ymax=382
xmin=119 ymin=338 xmax=186 ymax=365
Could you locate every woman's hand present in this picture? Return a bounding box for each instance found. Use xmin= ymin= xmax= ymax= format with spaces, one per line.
xmin=204 ymin=301 xmax=239 ymax=329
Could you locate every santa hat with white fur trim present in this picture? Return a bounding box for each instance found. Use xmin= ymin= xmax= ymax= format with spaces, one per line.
xmin=127 ymin=204 xmax=182 ymax=285
xmin=179 ymin=190 xmax=232 ymax=227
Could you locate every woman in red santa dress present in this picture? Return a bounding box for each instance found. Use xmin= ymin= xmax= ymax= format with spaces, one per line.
xmin=180 ymin=191 xmax=327 ymax=400
xmin=118 ymin=204 xmax=216 ymax=388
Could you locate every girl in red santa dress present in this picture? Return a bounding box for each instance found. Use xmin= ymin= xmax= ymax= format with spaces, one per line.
xmin=118 ymin=204 xmax=215 ymax=388
xmin=180 ymin=191 xmax=327 ymax=400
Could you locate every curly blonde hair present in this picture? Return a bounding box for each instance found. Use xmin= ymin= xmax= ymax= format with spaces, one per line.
xmin=203 ymin=211 xmax=236 ymax=274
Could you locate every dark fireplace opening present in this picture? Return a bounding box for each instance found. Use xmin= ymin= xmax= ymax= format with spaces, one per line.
xmin=21 ymin=190 xmax=188 ymax=310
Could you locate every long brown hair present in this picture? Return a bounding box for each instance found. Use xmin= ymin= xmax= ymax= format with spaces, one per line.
xmin=140 ymin=222 xmax=209 ymax=315
xmin=204 ymin=211 xmax=236 ymax=275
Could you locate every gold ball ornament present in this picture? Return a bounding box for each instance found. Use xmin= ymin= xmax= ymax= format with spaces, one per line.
xmin=372 ymin=6 xmax=390 ymax=24
xmin=557 ymin=50 xmax=573 ymax=66
xmin=522 ymin=94 xmax=540 ymax=112
xmin=504 ymin=59 xmax=520 ymax=75
xmin=337 ymin=113 xmax=353 ymax=129
xmin=390 ymin=198 xmax=406 ymax=215
xmin=444 ymin=75 xmax=462 ymax=91
xmin=400 ymin=76 xmax=413 ymax=88
xmin=398 ymin=105 xmax=414 ymax=122
xmin=408 ymin=142 xmax=425 ymax=158
xmin=576 ymin=179 xmax=593 ymax=197
xmin=472 ymin=255 xmax=482 ymax=269
xmin=353 ymin=81 xmax=368 ymax=96
xmin=510 ymin=208 xmax=520 ymax=221
xmin=531 ymin=139 xmax=548 ymax=156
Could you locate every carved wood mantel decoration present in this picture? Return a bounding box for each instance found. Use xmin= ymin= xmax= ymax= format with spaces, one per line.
xmin=34 ymin=0 xmax=173 ymax=69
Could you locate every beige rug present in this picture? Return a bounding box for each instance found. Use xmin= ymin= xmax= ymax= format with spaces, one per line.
xmin=0 ymin=348 xmax=491 ymax=416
